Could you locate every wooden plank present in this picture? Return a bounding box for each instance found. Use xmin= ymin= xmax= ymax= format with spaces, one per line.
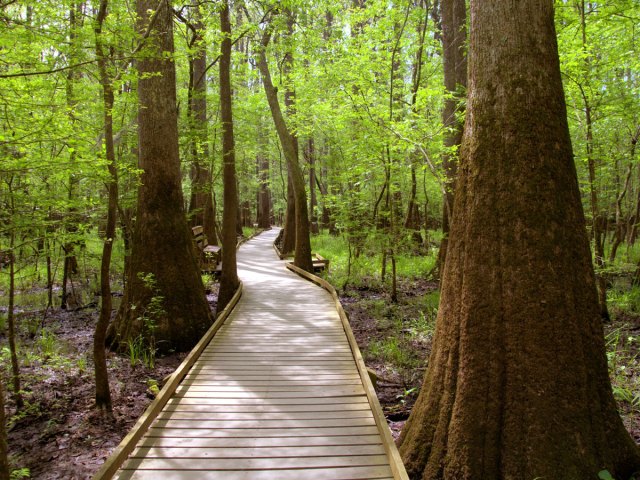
xmin=164 ymin=398 xmax=370 ymax=410
xmin=156 ymin=410 xmax=374 ymax=420
xmin=122 ymin=454 xmax=390 ymax=470
xmin=181 ymin=374 xmax=361 ymax=380
xmin=145 ymin=426 xmax=382 ymax=438
xmin=174 ymin=386 xmax=366 ymax=398
xmin=131 ymin=444 xmax=386 ymax=459
xmin=149 ymin=417 xmax=376 ymax=430
xmin=137 ymin=435 xmax=385 ymax=449
xmin=117 ymin=465 xmax=393 ymax=480
xmin=166 ymin=396 xmax=369 ymax=405
xmin=179 ymin=379 xmax=363 ymax=387
xmin=92 ymin=282 xmax=244 ymax=480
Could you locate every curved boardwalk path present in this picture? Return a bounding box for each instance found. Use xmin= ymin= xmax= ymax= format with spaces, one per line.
xmin=111 ymin=228 xmax=406 ymax=479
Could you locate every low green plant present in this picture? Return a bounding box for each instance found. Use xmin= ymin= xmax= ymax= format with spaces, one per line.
xmin=37 ymin=329 xmax=57 ymax=357
xmin=606 ymin=326 xmax=640 ymax=412
xmin=11 ymin=467 xmax=30 ymax=479
xmin=368 ymin=336 xmax=418 ymax=370
xmin=134 ymin=272 xmax=165 ymax=369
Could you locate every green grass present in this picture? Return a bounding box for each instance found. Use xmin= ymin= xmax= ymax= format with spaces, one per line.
xmin=311 ymin=230 xmax=439 ymax=290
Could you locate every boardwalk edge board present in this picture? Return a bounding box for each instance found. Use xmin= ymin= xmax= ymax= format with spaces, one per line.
xmin=285 ymin=262 xmax=410 ymax=480
xmin=92 ymin=281 xmax=243 ymax=480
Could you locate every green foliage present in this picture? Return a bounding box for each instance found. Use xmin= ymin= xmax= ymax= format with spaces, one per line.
xmin=10 ymin=468 xmax=30 ymax=480
xmin=606 ymin=326 xmax=640 ymax=412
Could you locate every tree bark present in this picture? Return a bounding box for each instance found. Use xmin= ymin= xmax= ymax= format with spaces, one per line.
xmin=93 ymin=0 xmax=114 ymax=412
xmin=436 ymin=0 xmax=467 ymax=275
xmin=108 ymin=0 xmax=212 ymax=353
xmin=257 ymin=22 xmax=313 ymax=272
xmin=216 ymin=0 xmax=240 ymax=312
xmin=399 ymin=1 xmax=640 ymax=478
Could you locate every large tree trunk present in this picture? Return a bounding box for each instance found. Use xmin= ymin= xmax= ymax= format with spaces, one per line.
xmin=398 ymin=1 xmax=640 ymax=478
xmin=216 ymin=0 xmax=240 ymax=312
xmin=436 ymin=0 xmax=467 ymax=275
xmin=93 ymin=0 xmax=115 ymax=412
xmin=108 ymin=0 xmax=212 ymax=353
xmin=257 ymin=21 xmax=313 ymax=272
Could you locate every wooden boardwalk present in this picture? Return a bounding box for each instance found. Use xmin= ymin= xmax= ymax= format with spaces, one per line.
xmin=101 ymin=228 xmax=407 ymax=480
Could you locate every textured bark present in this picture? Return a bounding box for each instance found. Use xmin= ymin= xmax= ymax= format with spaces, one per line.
xmin=216 ymin=0 xmax=240 ymax=312
xmin=399 ymin=1 xmax=640 ymax=478
xmin=109 ymin=0 xmax=212 ymax=353
xmin=93 ymin=0 xmax=114 ymax=412
xmin=436 ymin=0 xmax=467 ymax=272
xmin=257 ymin=22 xmax=313 ymax=272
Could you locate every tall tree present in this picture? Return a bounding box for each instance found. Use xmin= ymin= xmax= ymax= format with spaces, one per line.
xmin=399 ymin=0 xmax=640 ymax=478
xmin=108 ymin=0 xmax=212 ymax=353
xmin=187 ymin=0 xmax=218 ymax=245
xmin=257 ymin=15 xmax=313 ymax=272
xmin=93 ymin=0 xmax=115 ymax=412
xmin=0 ymin=379 xmax=8 ymax=480
xmin=217 ymin=0 xmax=240 ymax=312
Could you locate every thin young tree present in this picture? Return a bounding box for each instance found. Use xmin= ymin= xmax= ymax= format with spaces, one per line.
xmin=399 ymin=0 xmax=640 ymax=478
xmin=216 ymin=0 xmax=240 ymax=312
xmin=108 ymin=0 xmax=213 ymax=353
xmin=0 ymin=379 xmax=8 ymax=480
xmin=93 ymin=0 xmax=115 ymax=412
xmin=257 ymin=14 xmax=313 ymax=273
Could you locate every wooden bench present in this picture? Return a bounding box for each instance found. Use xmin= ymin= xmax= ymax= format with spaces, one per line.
xmin=312 ymin=253 xmax=330 ymax=273
xmin=192 ymin=226 xmax=221 ymax=274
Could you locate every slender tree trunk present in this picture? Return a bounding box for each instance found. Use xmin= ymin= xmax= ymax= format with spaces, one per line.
xmin=62 ymin=3 xmax=82 ymax=310
xmin=108 ymin=0 xmax=212 ymax=353
xmin=257 ymin=21 xmax=313 ymax=272
xmin=187 ymin=1 xmax=217 ymax=245
xmin=256 ymin=148 xmax=271 ymax=229
xmin=7 ymin=226 xmax=23 ymax=410
xmin=0 ymin=379 xmax=8 ymax=480
xmin=399 ymin=1 xmax=640 ymax=477
xmin=436 ymin=0 xmax=467 ymax=275
xmin=93 ymin=0 xmax=114 ymax=413
xmin=306 ymin=138 xmax=319 ymax=235
xmin=217 ymin=0 xmax=240 ymax=312
xmin=579 ymin=0 xmax=609 ymax=322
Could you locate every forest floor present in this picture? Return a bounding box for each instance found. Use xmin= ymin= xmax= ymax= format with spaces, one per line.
xmin=2 ymin=277 xmax=639 ymax=479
